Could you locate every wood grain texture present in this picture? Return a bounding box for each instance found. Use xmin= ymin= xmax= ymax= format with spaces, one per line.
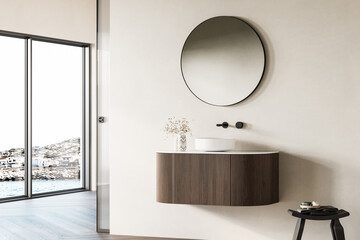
xmin=199 ymin=154 xmax=230 ymax=205
xmin=173 ymin=154 xmax=230 ymax=205
xmin=156 ymin=152 xmax=279 ymax=206
xmin=230 ymin=153 xmax=279 ymax=206
xmin=0 ymin=192 xmax=193 ymax=240
xmin=156 ymin=153 xmax=173 ymax=203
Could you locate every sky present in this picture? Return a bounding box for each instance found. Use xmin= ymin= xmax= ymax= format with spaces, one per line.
xmin=0 ymin=36 xmax=82 ymax=151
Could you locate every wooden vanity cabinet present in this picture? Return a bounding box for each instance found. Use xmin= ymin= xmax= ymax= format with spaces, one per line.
xmin=156 ymin=152 xmax=279 ymax=206
xmin=173 ymin=154 xmax=230 ymax=205
xmin=230 ymin=154 xmax=279 ymax=206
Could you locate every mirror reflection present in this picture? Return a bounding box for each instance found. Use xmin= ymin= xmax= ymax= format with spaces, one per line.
xmin=181 ymin=16 xmax=265 ymax=106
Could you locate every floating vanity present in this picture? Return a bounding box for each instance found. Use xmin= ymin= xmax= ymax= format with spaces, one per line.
xmin=156 ymin=151 xmax=279 ymax=206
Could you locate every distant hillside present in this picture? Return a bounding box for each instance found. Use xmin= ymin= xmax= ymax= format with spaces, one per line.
xmin=33 ymin=138 xmax=80 ymax=159
xmin=0 ymin=138 xmax=81 ymax=181
xmin=0 ymin=138 xmax=80 ymax=160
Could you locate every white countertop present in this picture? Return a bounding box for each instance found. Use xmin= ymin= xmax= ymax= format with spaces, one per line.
xmin=157 ymin=150 xmax=279 ymax=155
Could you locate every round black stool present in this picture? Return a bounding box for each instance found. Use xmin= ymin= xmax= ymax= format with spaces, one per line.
xmin=288 ymin=208 xmax=350 ymax=240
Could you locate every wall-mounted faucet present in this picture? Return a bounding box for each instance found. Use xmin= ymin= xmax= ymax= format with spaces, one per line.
xmin=216 ymin=121 xmax=244 ymax=129
xmin=216 ymin=122 xmax=229 ymax=128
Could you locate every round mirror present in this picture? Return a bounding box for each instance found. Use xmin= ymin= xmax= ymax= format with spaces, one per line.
xmin=181 ymin=16 xmax=266 ymax=106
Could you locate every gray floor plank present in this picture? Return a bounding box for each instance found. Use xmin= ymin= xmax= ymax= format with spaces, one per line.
xmin=0 ymin=192 xmax=187 ymax=240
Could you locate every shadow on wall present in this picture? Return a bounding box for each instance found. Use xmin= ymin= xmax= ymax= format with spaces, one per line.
xmin=192 ymin=141 xmax=335 ymax=239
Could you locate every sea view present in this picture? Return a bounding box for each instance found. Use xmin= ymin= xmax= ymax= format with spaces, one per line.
xmin=0 ymin=179 xmax=81 ymax=198
xmin=0 ymin=138 xmax=82 ymax=199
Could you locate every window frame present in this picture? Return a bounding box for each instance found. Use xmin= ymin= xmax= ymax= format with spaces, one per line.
xmin=0 ymin=30 xmax=91 ymax=202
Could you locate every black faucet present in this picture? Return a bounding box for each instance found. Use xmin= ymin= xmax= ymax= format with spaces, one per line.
xmin=216 ymin=122 xmax=229 ymax=128
xmin=216 ymin=121 xmax=244 ymax=129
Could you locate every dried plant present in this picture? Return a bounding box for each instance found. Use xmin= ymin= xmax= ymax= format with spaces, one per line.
xmin=164 ymin=117 xmax=191 ymax=136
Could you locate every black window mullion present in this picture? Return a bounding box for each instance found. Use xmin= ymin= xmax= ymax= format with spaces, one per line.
xmin=25 ymin=38 xmax=32 ymax=198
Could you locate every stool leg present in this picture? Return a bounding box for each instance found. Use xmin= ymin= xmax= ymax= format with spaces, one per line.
xmin=331 ymin=219 xmax=345 ymax=240
xmin=293 ymin=218 xmax=306 ymax=240
xmin=330 ymin=220 xmax=336 ymax=240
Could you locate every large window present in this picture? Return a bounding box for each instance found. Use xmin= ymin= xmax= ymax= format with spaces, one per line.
xmin=0 ymin=33 xmax=89 ymax=201
xmin=0 ymin=36 xmax=26 ymax=198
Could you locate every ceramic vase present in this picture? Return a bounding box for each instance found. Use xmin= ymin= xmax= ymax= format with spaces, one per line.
xmin=175 ymin=133 xmax=187 ymax=151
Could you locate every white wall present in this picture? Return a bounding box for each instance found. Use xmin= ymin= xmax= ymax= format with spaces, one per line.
xmin=0 ymin=0 xmax=97 ymax=190
xmin=0 ymin=0 xmax=96 ymax=43
xmin=109 ymin=0 xmax=360 ymax=239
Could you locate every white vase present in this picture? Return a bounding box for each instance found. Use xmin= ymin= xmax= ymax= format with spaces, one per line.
xmin=175 ymin=133 xmax=187 ymax=151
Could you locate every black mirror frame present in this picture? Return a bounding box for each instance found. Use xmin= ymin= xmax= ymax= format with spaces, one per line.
xmin=180 ymin=16 xmax=267 ymax=107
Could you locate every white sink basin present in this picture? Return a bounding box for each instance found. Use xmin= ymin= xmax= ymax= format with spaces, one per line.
xmin=195 ymin=138 xmax=235 ymax=152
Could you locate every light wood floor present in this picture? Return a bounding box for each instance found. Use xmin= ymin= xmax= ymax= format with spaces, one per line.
xmin=0 ymin=191 xmax=186 ymax=240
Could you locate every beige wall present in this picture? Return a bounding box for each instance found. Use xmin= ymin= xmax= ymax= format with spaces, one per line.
xmin=109 ymin=0 xmax=360 ymax=239
xmin=0 ymin=0 xmax=96 ymax=43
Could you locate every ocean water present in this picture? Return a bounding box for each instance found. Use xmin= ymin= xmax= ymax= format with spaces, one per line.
xmin=0 ymin=179 xmax=81 ymax=198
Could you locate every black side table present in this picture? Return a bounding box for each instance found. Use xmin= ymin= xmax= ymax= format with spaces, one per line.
xmin=288 ymin=208 xmax=350 ymax=240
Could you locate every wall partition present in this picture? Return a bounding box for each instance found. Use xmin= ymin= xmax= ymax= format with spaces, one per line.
xmin=97 ymin=0 xmax=110 ymax=232
xmin=0 ymin=32 xmax=90 ymax=201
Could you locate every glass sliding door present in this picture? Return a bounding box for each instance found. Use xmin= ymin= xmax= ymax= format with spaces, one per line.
xmin=0 ymin=36 xmax=26 ymax=199
xmin=97 ymin=0 xmax=110 ymax=232
xmin=31 ymin=41 xmax=84 ymax=194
